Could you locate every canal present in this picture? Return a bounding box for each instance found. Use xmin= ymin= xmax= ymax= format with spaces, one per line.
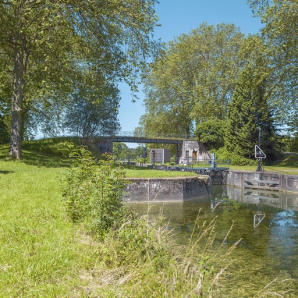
xmin=129 ymin=185 xmax=298 ymax=296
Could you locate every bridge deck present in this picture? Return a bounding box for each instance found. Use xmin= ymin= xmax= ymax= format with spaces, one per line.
xmin=112 ymin=136 xmax=183 ymax=144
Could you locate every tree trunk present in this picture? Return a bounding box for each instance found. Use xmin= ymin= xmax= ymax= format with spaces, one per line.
xmin=10 ymin=46 xmax=28 ymax=159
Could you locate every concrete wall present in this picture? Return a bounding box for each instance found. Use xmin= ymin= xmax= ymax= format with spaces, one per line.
xmin=227 ymin=171 xmax=298 ymax=193
xmin=123 ymin=177 xmax=211 ymax=202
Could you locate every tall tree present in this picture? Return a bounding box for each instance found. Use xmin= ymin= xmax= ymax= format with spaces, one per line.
xmin=0 ymin=0 xmax=159 ymax=158
xmin=139 ymin=23 xmax=244 ymax=138
xmin=225 ymin=63 xmax=277 ymax=160
xmin=63 ymin=82 xmax=121 ymax=140
xmin=249 ymin=0 xmax=298 ymax=132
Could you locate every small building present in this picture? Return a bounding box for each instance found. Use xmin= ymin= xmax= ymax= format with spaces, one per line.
xmin=179 ymin=140 xmax=211 ymax=164
xmin=150 ymin=149 xmax=171 ymax=164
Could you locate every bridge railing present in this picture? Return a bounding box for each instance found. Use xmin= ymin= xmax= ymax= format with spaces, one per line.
xmin=98 ymin=131 xmax=196 ymax=139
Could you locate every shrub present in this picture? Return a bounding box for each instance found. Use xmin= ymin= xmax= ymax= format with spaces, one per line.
xmin=62 ymin=146 xmax=127 ymax=239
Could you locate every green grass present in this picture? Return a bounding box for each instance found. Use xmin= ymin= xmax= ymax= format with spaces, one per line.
xmin=0 ymin=157 xmax=89 ymax=296
xmin=123 ymin=165 xmax=198 ymax=178
xmin=0 ymin=149 xmax=205 ymax=297
xmin=218 ymin=154 xmax=298 ymax=175
xmin=0 ymin=141 xmax=295 ymax=297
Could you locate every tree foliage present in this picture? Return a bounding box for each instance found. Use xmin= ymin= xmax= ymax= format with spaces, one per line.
xmin=63 ymin=82 xmax=120 ymax=140
xmin=249 ymin=0 xmax=298 ymax=132
xmin=113 ymin=142 xmax=129 ymax=160
xmin=225 ymin=63 xmax=278 ymax=161
xmin=139 ymin=23 xmax=244 ymax=137
xmin=0 ymin=0 xmax=159 ymax=158
xmin=0 ymin=114 xmax=9 ymax=144
xmin=195 ymin=119 xmax=226 ymax=150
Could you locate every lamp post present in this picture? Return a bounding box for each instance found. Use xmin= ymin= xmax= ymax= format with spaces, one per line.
xmin=256 ymin=127 xmax=262 ymax=172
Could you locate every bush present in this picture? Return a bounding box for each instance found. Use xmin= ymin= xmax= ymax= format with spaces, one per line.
xmin=62 ymin=147 xmax=127 ymax=239
xmin=212 ymin=147 xmax=257 ymax=166
xmin=0 ymin=116 xmax=9 ymax=144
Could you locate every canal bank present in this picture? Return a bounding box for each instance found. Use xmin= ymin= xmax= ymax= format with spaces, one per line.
xmin=123 ymin=171 xmax=298 ymax=202
xmin=227 ymin=171 xmax=298 ymax=193
xmin=123 ymin=176 xmax=211 ymax=202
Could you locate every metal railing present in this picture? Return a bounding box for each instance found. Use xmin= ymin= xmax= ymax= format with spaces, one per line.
xmin=97 ymin=131 xmax=196 ymax=140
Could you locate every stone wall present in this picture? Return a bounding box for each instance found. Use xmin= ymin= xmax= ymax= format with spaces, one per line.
xmin=123 ymin=177 xmax=211 ymax=202
xmin=227 ymin=171 xmax=298 ymax=193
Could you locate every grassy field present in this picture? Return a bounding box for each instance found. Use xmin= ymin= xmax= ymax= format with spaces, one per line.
xmin=0 ymin=144 xmax=230 ymax=296
xmin=0 ymin=141 xmax=296 ymax=297
xmin=0 ymin=153 xmax=90 ymax=296
xmin=229 ymin=154 xmax=298 ymax=175
xmin=0 ymin=143 xmax=199 ymax=297
xmin=123 ymin=165 xmax=198 ymax=178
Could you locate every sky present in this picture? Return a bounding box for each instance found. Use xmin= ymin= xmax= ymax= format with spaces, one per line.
xmin=117 ymin=0 xmax=263 ymax=145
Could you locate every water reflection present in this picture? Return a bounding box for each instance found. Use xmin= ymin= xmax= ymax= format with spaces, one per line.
xmin=224 ymin=186 xmax=298 ymax=211
xmin=128 ymin=185 xmax=298 ymax=285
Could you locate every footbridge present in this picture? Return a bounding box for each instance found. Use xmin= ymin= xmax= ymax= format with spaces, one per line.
xmin=112 ymin=135 xmax=183 ymax=145
xmin=92 ymin=131 xmax=210 ymax=164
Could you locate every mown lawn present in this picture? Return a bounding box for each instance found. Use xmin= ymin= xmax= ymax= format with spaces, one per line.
xmin=229 ymin=154 xmax=298 ymax=175
xmin=124 ymin=165 xmax=198 ymax=178
xmin=0 ymin=156 xmax=93 ymax=296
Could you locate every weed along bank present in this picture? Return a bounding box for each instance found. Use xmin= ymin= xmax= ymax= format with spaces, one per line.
xmin=123 ymin=176 xmax=211 ymax=202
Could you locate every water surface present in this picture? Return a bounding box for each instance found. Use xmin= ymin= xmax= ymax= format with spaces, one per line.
xmin=128 ymin=185 xmax=298 ymax=295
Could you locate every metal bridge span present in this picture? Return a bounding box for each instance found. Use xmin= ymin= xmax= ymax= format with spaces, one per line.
xmin=112 ymin=136 xmax=183 ymax=145
xmin=93 ymin=135 xmax=184 ymax=160
xmin=93 ymin=135 xmax=212 ymax=164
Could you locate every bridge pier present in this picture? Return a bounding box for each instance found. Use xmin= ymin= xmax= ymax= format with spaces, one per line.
xmin=177 ymin=142 xmax=183 ymax=163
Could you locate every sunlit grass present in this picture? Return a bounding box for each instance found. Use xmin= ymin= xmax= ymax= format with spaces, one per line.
xmin=0 ymin=140 xmax=295 ymax=297
xmin=124 ymin=167 xmax=198 ymax=178
xmin=0 ymin=159 xmax=89 ymax=296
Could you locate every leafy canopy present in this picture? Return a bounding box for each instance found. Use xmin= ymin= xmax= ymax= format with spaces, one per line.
xmin=0 ymin=0 xmax=159 ymax=158
xmin=139 ymin=23 xmax=244 ymax=138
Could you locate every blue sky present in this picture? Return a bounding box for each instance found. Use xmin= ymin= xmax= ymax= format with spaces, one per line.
xmin=117 ymin=0 xmax=263 ymax=142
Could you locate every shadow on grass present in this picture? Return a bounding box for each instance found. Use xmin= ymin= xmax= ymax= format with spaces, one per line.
xmin=0 ymin=170 xmax=14 ymax=174
xmin=0 ymin=148 xmax=73 ymax=168
xmin=20 ymin=151 xmax=73 ymax=168
xmin=268 ymin=155 xmax=298 ymax=168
